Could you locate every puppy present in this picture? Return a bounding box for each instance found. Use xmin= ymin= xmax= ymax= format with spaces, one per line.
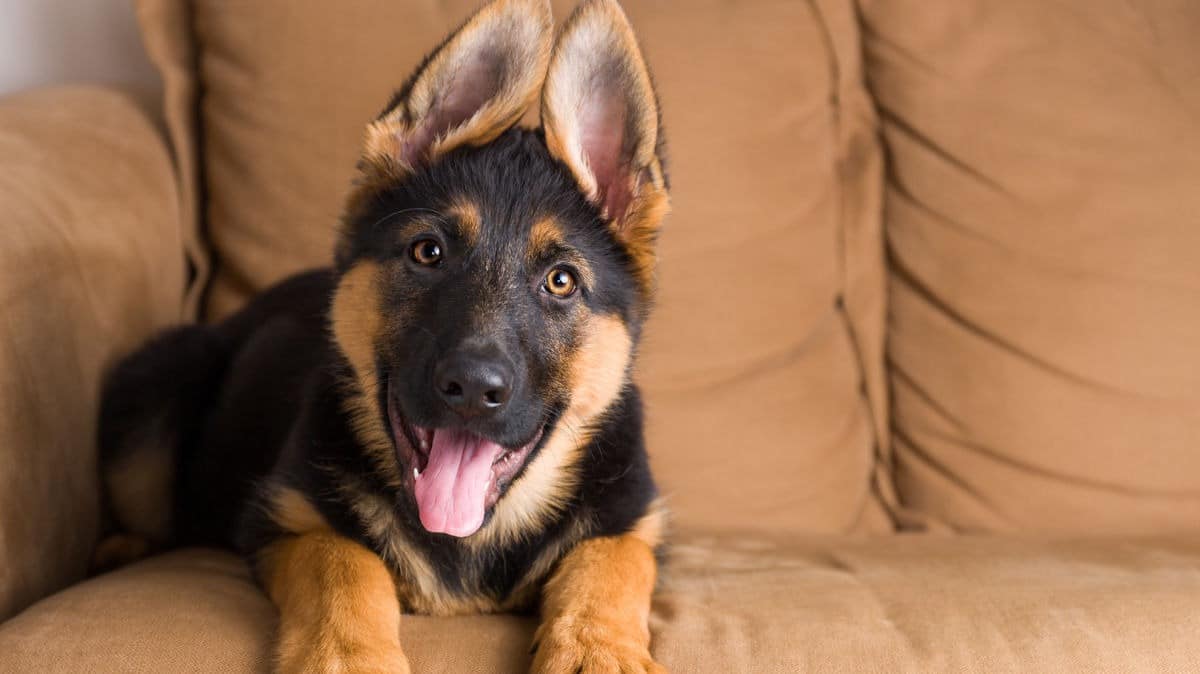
xmin=97 ymin=0 xmax=669 ymax=671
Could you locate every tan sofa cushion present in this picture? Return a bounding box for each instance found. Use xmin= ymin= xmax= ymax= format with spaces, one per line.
xmin=135 ymin=0 xmax=891 ymax=535
xmin=861 ymin=0 xmax=1200 ymax=533
xmin=4 ymin=535 xmax=1200 ymax=673
xmin=0 ymin=86 xmax=184 ymax=621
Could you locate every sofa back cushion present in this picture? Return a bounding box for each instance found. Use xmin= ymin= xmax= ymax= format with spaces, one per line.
xmin=136 ymin=0 xmax=892 ymax=534
xmin=862 ymin=0 xmax=1200 ymax=533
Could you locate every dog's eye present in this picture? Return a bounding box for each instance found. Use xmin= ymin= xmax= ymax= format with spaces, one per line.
xmin=543 ymin=267 xmax=578 ymax=298
xmin=409 ymin=239 xmax=443 ymax=266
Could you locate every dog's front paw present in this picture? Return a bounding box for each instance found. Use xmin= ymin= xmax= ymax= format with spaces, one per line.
xmin=530 ymin=616 xmax=665 ymax=674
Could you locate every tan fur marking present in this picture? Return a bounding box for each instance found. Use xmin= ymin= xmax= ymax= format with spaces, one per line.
xmin=471 ymin=314 xmax=632 ymax=550
xmin=563 ymin=314 xmax=634 ymax=419
xmin=528 ymin=216 xmax=565 ymax=260
xmin=269 ymin=486 xmax=331 ymax=536
xmin=260 ymin=532 xmax=410 ymax=674
xmin=532 ymin=532 xmax=663 ymax=673
xmin=629 ymin=499 xmax=668 ymax=550
xmin=331 ymin=262 xmax=384 ymax=386
xmin=619 ymin=183 xmax=670 ymax=294
xmin=448 ymin=199 xmax=482 ymax=244
xmin=363 ymin=0 xmax=552 ymax=172
xmin=331 ymin=261 xmax=402 ymax=486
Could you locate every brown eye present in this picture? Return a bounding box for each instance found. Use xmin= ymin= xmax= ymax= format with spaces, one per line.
xmin=544 ymin=267 xmax=578 ymax=298
xmin=409 ymin=239 xmax=442 ymax=266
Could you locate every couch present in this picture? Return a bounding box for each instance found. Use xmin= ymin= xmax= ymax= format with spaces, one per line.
xmin=1 ymin=1 xmax=1198 ymax=671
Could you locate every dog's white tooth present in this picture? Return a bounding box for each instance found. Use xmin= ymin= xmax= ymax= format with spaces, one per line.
xmin=413 ymin=467 xmax=420 ymax=479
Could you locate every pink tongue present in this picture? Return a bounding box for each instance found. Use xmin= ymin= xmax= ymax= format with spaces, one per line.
xmin=413 ymin=428 xmax=503 ymax=537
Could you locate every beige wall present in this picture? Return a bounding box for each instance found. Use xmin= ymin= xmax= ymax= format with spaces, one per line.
xmin=0 ymin=0 xmax=158 ymax=97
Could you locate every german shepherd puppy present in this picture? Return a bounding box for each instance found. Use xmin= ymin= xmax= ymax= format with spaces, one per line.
xmin=96 ymin=0 xmax=669 ymax=671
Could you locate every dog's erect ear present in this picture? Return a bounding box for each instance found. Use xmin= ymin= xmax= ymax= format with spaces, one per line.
xmin=364 ymin=0 xmax=553 ymax=171
xmin=541 ymin=0 xmax=668 ymax=277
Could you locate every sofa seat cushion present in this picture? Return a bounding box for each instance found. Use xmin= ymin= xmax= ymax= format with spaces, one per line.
xmin=2 ymin=535 xmax=1198 ymax=673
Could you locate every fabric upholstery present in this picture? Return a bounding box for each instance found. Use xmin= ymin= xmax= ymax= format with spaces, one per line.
xmin=134 ymin=0 xmax=892 ymax=535
xmin=133 ymin=0 xmax=210 ymax=318
xmin=0 ymin=86 xmax=185 ymax=621
xmin=860 ymin=0 xmax=1200 ymax=533
xmin=3 ymin=535 xmax=1200 ymax=673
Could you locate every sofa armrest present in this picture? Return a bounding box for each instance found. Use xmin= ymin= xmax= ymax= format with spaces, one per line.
xmin=0 ymin=86 xmax=185 ymax=621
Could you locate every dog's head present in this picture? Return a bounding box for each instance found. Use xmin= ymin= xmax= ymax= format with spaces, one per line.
xmin=331 ymin=0 xmax=668 ymax=539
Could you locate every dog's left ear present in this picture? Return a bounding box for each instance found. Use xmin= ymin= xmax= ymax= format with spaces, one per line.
xmin=542 ymin=0 xmax=669 ymax=280
xmin=364 ymin=0 xmax=553 ymax=172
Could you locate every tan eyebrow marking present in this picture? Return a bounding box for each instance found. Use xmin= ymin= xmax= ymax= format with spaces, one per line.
xmin=528 ymin=217 xmax=565 ymax=260
xmin=447 ymin=200 xmax=481 ymax=244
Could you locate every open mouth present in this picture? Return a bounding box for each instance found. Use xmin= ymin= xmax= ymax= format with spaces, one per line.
xmin=386 ymin=383 xmax=545 ymax=538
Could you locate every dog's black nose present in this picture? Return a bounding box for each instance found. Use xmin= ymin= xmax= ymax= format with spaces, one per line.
xmin=434 ymin=351 xmax=513 ymax=418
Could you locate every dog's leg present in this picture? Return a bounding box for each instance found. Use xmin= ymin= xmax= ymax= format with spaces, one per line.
xmin=259 ymin=532 xmax=410 ymax=674
xmin=531 ymin=529 xmax=665 ymax=674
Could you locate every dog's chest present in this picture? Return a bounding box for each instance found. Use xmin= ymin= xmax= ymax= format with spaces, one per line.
xmin=382 ymin=527 xmax=575 ymax=616
xmin=347 ymin=486 xmax=581 ymax=616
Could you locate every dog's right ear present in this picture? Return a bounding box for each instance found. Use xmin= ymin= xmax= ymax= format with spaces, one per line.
xmin=362 ymin=0 xmax=553 ymax=174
